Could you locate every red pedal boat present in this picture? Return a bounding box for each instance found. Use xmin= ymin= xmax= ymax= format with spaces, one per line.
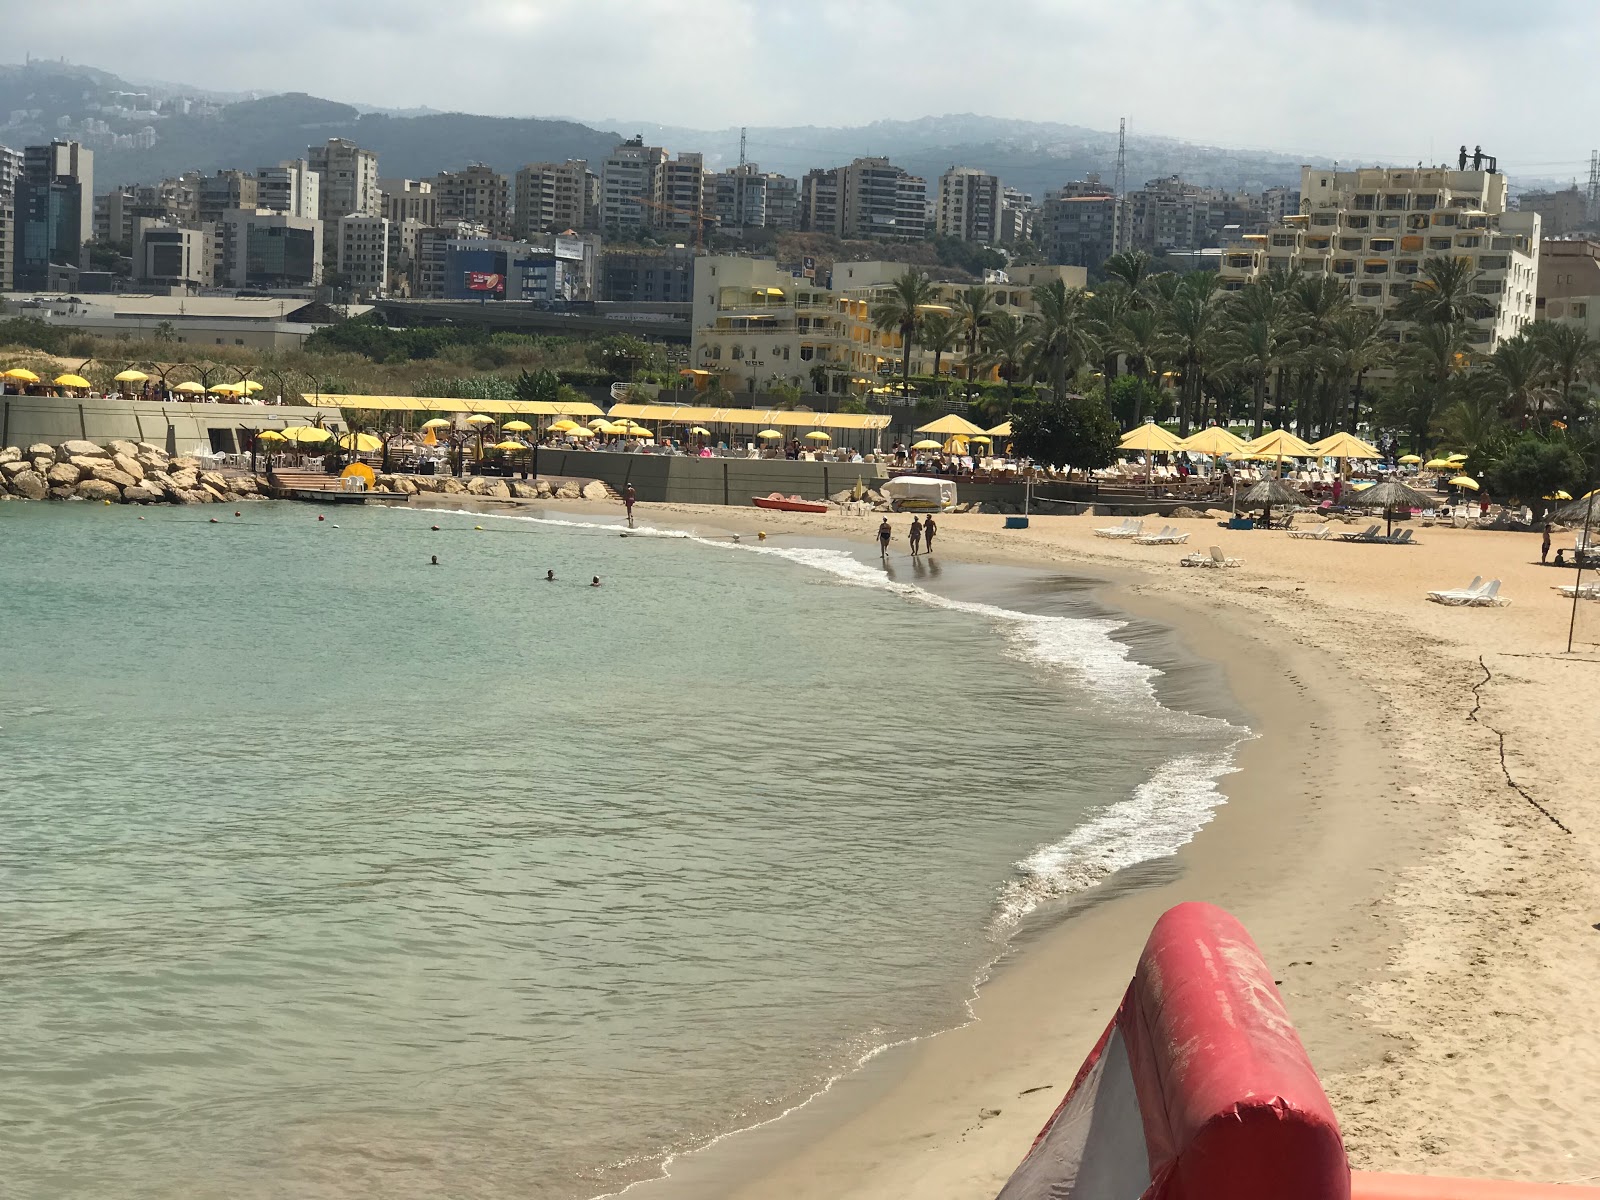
xmin=752 ymin=492 xmax=829 ymax=513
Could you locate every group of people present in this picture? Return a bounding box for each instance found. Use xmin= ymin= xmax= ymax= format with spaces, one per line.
xmin=877 ymin=514 xmax=937 ymax=558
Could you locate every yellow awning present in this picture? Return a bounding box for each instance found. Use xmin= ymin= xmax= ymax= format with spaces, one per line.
xmin=606 ymin=403 xmax=890 ymax=431
xmin=302 ymin=394 xmax=603 ymax=417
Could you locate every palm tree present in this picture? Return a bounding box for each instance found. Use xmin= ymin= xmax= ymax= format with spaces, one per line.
xmin=917 ymin=311 xmax=960 ymax=382
xmin=979 ymin=310 xmax=1034 ymax=398
xmin=1394 ymin=321 xmax=1472 ymax=451
xmin=952 ymin=286 xmax=995 ymax=388
xmin=1163 ymin=273 xmax=1223 ymax=434
xmin=870 ymin=270 xmax=938 ymax=390
xmin=1087 ymin=281 xmax=1136 ymax=406
xmin=1288 ymin=274 xmax=1352 ymax=434
xmin=1029 ymin=280 xmax=1096 ymax=400
xmin=1395 ymin=255 xmax=1491 ymax=326
xmin=1116 ymin=307 xmax=1165 ymax=424
xmin=1103 ymin=249 xmax=1154 ymax=294
xmin=1487 ymin=331 xmax=1551 ymax=428
xmin=1221 ymin=315 xmax=1286 ymax=438
xmin=1326 ymin=309 xmax=1390 ymax=433
xmin=1530 ymin=321 xmax=1600 ymax=423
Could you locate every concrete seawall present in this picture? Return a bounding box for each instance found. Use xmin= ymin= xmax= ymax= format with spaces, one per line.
xmin=532 ymin=451 xmax=886 ymax=506
xmin=1 ymin=394 xmax=345 ymax=456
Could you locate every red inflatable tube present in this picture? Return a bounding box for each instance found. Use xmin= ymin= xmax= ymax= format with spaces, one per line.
xmin=1353 ymin=1174 xmax=1600 ymax=1199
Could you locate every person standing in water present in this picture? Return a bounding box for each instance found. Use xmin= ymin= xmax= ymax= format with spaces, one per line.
xmin=909 ymin=516 xmax=923 ymax=556
xmin=923 ymin=513 xmax=937 ymax=553
xmin=877 ymin=517 xmax=892 ymax=558
xmin=624 ymin=484 xmax=637 ymax=528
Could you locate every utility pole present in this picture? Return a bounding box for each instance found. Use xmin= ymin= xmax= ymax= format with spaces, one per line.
xmin=738 ymin=126 xmax=747 ymax=170
xmin=1587 ymin=149 xmax=1599 ymax=225
xmin=1113 ymin=117 xmax=1128 ymax=253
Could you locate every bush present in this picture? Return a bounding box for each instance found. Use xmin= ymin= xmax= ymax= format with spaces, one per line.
xmin=1010 ymin=392 xmax=1119 ymax=470
xmin=1482 ymin=433 xmax=1585 ymax=504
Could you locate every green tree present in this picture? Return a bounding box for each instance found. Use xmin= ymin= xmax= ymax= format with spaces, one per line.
xmin=978 ymin=310 xmax=1034 ymax=398
xmin=1029 ymin=280 xmax=1096 ymax=401
xmin=1086 ymin=280 xmax=1136 ymax=407
xmin=1395 ymin=256 xmax=1491 ymax=326
xmin=514 ymin=368 xmax=559 ymax=402
xmin=1102 ymin=249 xmax=1154 ymax=293
xmin=1163 ymin=272 xmax=1223 ymax=434
xmin=870 ymin=269 xmax=938 ymax=389
xmin=1011 ymin=390 xmax=1119 ymax=469
xmin=916 ymin=310 xmax=960 ymax=380
xmin=1486 ymin=332 xmax=1550 ymax=429
xmin=1530 ymin=321 xmax=1600 ymax=423
xmin=1482 ymin=433 xmax=1585 ymax=505
xmin=952 ymin=285 xmax=995 ymax=387
xmin=1106 ymin=373 xmax=1164 ymax=429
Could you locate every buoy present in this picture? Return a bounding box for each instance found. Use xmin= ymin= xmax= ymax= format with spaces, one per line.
xmin=431 ymin=525 xmax=440 ymax=531
xmin=209 ymin=517 xmax=218 ymax=523
xmin=758 ymin=530 xmax=767 ymax=540
xmin=318 ymin=514 xmax=325 ymax=521
xmin=475 ymin=525 xmax=483 ymax=530
xmin=138 ymin=515 xmax=145 ymax=520
xmin=234 ymin=511 xmax=241 ymax=517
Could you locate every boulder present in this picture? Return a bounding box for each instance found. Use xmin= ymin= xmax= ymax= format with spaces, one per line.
xmin=394 ymin=477 xmax=418 ymax=495
xmin=201 ymin=483 xmax=229 ymax=501
xmin=0 ymin=446 xmax=21 ymax=464
xmin=11 ymin=470 xmax=55 ymax=498
xmin=135 ymin=453 xmax=168 ymax=473
xmin=51 ymin=485 xmax=80 ymax=501
xmin=135 ymin=442 xmax=166 ymax=458
xmin=89 ymin=464 xmax=138 ymax=489
xmin=106 ymin=439 xmax=140 ymax=459
xmin=46 ymin=462 xmax=84 ymax=487
xmin=554 ymin=484 xmax=581 ymax=500
xmin=121 ymin=485 xmax=161 ymax=504
xmin=535 ymin=479 xmax=555 ymax=498
xmin=580 ymin=480 xmax=611 ymax=501
xmin=112 ymin=453 xmax=146 ymax=481
xmin=2 ymin=460 xmax=35 ymax=480
xmin=465 ymin=476 xmax=508 ymax=497
xmin=57 ymin=440 xmax=108 ymax=460
xmin=169 ymin=456 xmax=202 ymax=473
xmin=198 ymin=470 xmax=227 ymax=492
xmin=439 ymin=477 xmax=467 ymax=494
xmin=28 ymin=442 xmax=57 ymax=459
xmin=33 ymin=457 xmax=54 ymax=473
xmin=167 ymin=469 xmax=199 ymax=491
xmin=230 ymin=475 xmax=258 ymax=495
xmin=75 ymin=479 xmax=123 ymax=502
xmin=69 ymin=454 xmax=108 ymax=472
xmin=509 ymin=481 xmax=541 ymax=499
xmin=183 ymin=488 xmax=215 ymax=504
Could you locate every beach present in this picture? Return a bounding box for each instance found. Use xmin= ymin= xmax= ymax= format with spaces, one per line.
xmin=496 ymin=499 xmax=1600 ymax=1197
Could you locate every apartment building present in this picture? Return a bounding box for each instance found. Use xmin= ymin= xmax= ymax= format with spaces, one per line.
xmin=310 ymin=138 xmax=380 ymax=224
xmin=1125 ymin=175 xmax=1212 ymax=253
xmin=764 ymin=172 xmax=801 ymax=231
xmin=414 ymin=220 xmax=489 ymax=298
xmin=1534 ymin=238 xmax=1600 ymax=339
xmin=803 ymin=158 xmax=927 ymax=242
xmin=999 ymin=186 xmax=1035 ymax=246
xmin=599 ymin=246 xmax=694 ymax=302
xmin=1518 ymin=187 xmax=1589 ymax=238
xmin=512 ymin=160 xmax=594 ymax=237
xmin=134 ymin=221 xmax=210 ymax=289
xmin=1040 ymin=179 xmax=1118 ymax=268
xmin=196 ymin=169 xmax=258 ymax=224
xmin=689 ymin=256 xmax=1087 ymax=386
xmin=258 ymin=160 xmax=319 ymax=219
xmin=1220 ymin=165 xmax=1540 ymax=350
xmin=711 ymin=164 xmax=767 ymax=230
xmin=15 ymin=140 xmax=93 ymax=291
xmin=600 ymin=137 xmax=668 ymax=235
xmin=935 ymin=166 xmax=1001 ymax=244
xmin=336 ymin=213 xmax=391 ymax=297
xmin=218 ymin=210 xmax=323 ymax=290
xmin=659 ymin=152 xmax=707 ymax=234
xmin=435 ymin=165 xmax=511 ymax=238
xmin=0 ymin=143 xmax=20 ymax=290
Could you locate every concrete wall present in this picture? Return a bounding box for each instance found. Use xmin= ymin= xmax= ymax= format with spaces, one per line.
xmin=533 ymin=449 xmax=886 ymax=505
xmin=0 ymin=394 xmax=346 ymax=454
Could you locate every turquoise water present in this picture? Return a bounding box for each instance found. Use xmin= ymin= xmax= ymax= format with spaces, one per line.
xmin=0 ymin=501 xmax=1239 ymax=1200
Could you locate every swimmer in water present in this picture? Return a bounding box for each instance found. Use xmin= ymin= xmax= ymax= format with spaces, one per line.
xmin=546 ymin=569 xmax=555 ymax=581
xmin=430 ymin=555 xmax=439 ymax=565
xmin=591 ymin=576 xmax=601 ymax=587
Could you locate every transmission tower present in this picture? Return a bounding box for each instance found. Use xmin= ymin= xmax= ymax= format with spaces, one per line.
xmin=1587 ymin=149 xmax=1599 ymax=224
xmin=1113 ymin=117 xmax=1128 ymax=253
xmin=739 ymin=126 xmax=747 ymax=169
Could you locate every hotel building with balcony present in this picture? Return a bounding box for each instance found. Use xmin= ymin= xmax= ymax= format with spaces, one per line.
xmin=1219 ymin=165 xmax=1539 ymax=351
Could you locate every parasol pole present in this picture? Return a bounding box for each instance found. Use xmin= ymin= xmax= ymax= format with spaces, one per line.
xmin=1569 ymin=486 xmax=1597 ymax=654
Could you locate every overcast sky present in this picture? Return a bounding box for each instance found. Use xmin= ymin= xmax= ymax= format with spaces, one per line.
xmin=10 ymin=0 xmax=1590 ymax=179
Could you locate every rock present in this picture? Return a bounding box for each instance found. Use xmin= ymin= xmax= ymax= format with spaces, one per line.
xmin=0 ymin=446 xmax=21 ymax=464
xmin=554 ymin=484 xmax=581 ymax=500
xmin=580 ymin=480 xmax=610 ymax=501
xmin=510 ymin=481 xmax=541 ymax=499
xmin=33 ymin=457 xmax=54 ymax=473
xmin=90 ymin=464 xmax=138 ymax=489
xmin=182 ymin=488 xmax=214 ymax=504
xmin=1169 ymin=506 xmax=1204 ymax=519
xmin=221 ymin=491 xmax=242 ymax=503
xmin=51 ymin=485 xmax=80 ymax=500
xmin=198 ymin=470 xmax=227 ymax=492
xmin=75 ymin=479 xmax=122 ymax=502
xmin=1 ymin=460 xmax=33 ymax=481
xmin=8 ymin=469 xmax=46 ymax=500
xmin=439 ymin=477 xmax=467 ymax=494
xmin=57 ymin=440 xmax=109 ymax=459
xmin=394 ymin=477 xmax=418 ymax=495
xmin=121 ymin=485 xmax=161 ymax=504
xmin=201 ymin=483 xmax=229 ymax=502
xmin=866 ymin=489 xmax=885 ymax=504
xmin=167 ymin=469 xmax=199 ymax=491
xmin=535 ymin=480 xmax=554 ymax=498
xmin=136 ymin=441 xmax=166 ymax=458
xmin=112 ymin=453 xmax=145 ymax=481
xmin=230 ymin=475 xmax=258 ymax=495
xmin=46 ymin=462 xmax=83 ymax=487
xmin=169 ymin=456 xmax=202 ymax=473
xmin=68 ymin=455 xmax=107 ymax=472
xmin=28 ymin=442 xmax=57 ymax=459
xmin=135 ymin=453 xmax=167 ymax=473
xmin=106 ymin=439 xmax=139 ymax=459
xmin=466 ymin=476 xmax=505 ymax=497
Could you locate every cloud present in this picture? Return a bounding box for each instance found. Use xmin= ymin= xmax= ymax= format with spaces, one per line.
xmin=6 ymin=0 xmax=1590 ymax=176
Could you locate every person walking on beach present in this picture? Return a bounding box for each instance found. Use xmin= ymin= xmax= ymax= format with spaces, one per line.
xmin=1542 ymin=523 xmax=1553 ymax=564
xmin=878 ymin=517 xmax=892 ymax=558
xmin=923 ymin=513 xmax=937 ymax=554
xmin=909 ymin=516 xmax=923 ymax=556
xmin=624 ymin=484 xmax=637 ymax=527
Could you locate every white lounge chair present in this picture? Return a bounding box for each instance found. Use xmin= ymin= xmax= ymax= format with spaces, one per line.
xmin=1094 ymin=517 xmax=1144 ymax=539
xmin=1136 ymin=524 xmax=1190 ymax=545
xmin=1554 ymin=583 xmax=1600 ymax=600
xmin=1427 ymin=577 xmax=1504 ymax=606
xmin=1286 ymin=525 xmax=1332 ymax=540
xmin=1181 ymin=545 xmax=1243 ymax=568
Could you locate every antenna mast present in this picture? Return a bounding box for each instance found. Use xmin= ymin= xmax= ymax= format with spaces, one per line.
xmin=1587 ymin=149 xmax=1599 ymax=225
xmin=1113 ymin=117 xmax=1128 ymax=253
xmin=739 ymin=126 xmax=747 ymax=169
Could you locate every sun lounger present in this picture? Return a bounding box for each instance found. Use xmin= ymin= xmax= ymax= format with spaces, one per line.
xmin=1554 ymin=583 xmax=1600 ymax=600
xmin=1427 ymin=578 xmax=1508 ymax=606
xmin=1181 ymin=545 xmax=1243 ymax=568
xmin=1286 ymin=525 xmax=1332 ymax=540
xmin=1339 ymin=524 xmax=1382 ymax=542
xmin=1094 ymin=517 xmax=1144 ymax=539
xmin=1136 ymin=524 xmax=1190 ymax=545
xmin=1376 ymin=528 xmax=1416 ymax=545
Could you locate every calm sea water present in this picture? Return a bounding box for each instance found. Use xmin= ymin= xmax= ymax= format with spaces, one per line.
xmin=0 ymin=500 xmax=1241 ymax=1200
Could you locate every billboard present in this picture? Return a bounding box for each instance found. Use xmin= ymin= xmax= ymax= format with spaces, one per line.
xmin=553 ymin=236 xmax=584 ymax=262
xmin=465 ymin=272 xmax=505 ymax=293
xmin=802 ymin=255 xmax=816 ymax=279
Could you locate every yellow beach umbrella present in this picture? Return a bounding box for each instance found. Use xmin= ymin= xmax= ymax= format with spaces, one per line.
xmin=625 ymin=425 xmax=654 ymax=437
xmin=491 ymin=440 xmax=528 ymax=452
xmin=1242 ymin=428 xmax=1315 ymax=459
xmin=912 ymin=439 xmax=943 ymax=451
xmin=757 ymin=429 xmax=783 ymax=439
xmin=54 ymin=373 xmax=91 ymax=388
xmin=210 ymin=382 xmax=242 ymax=395
xmin=1119 ymin=422 xmax=1184 ymax=453
xmin=969 ymin=435 xmax=992 ymax=445
xmin=421 ymin=417 xmax=453 ymax=429
xmin=337 ymin=432 xmax=384 ymax=452
xmin=1179 ymin=426 xmax=1247 ymax=456
xmin=1544 ymin=490 xmax=1573 ymax=501
xmin=241 ymin=380 xmax=263 ymax=393
xmin=550 ymin=419 xmax=581 ymax=432
xmin=587 ymin=417 xmax=610 ymax=427
xmin=465 ymin=414 xmax=495 ymax=427
xmin=341 ymin=462 xmax=376 ymax=488
xmin=987 ymin=420 xmax=1012 ymax=437
xmin=565 ymin=426 xmax=594 ymax=438
xmin=1350 ymin=481 xmax=1374 ymax=491
xmin=593 ymin=420 xmax=623 ymax=435
xmin=502 ymin=420 xmax=533 ymax=433
xmin=1307 ymin=431 xmax=1382 ymax=460
xmin=114 ymin=369 xmax=149 ymax=383
xmin=281 ymin=426 xmax=333 ymax=444
xmin=804 ymin=430 xmax=831 ymax=441
xmin=917 ymin=413 xmax=986 ymax=437
xmin=4 ymin=368 xmax=40 ymax=382
xmin=1446 ymin=452 xmax=1469 ymax=463
xmin=255 ymin=430 xmax=287 ymax=444
xmin=1398 ymin=454 xmax=1423 ymax=465
xmin=1448 ymin=475 xmax=1479 ymax=491
xmin=172 ymin=381 xmax=205 ymax=394
xmin=690 ymin=426 xmax=712 ymax=436
xmin=1423 ymin=458 xmax=1454 ymax=470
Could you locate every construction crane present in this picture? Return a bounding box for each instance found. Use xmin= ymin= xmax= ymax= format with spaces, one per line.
xmin=625 ymin=195 xmax=721 ymax=252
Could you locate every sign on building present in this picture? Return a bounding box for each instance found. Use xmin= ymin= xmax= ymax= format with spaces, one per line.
xmin=553 ymin=236 xmax=584 ymax=262
xmin=464 ymin=272 xmax=505 ymax=293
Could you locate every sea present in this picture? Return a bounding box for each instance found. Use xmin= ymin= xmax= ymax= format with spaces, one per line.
xmin=0 ymin=500 xmax=1245 ymax=1200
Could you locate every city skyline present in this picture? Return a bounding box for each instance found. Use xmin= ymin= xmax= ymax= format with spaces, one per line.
xmin=7 ymin=0 xmax=1595 ymax=174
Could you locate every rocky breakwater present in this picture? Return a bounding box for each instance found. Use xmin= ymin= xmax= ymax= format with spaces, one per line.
xmin=374 ymin=474 xmax=612 ymax=503
xmin=0 ymin=440 xmax=265 ymax=505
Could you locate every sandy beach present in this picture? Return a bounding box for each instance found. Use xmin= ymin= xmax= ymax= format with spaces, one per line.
xmin=450 ymin=497 xmax=1600 ymax=1198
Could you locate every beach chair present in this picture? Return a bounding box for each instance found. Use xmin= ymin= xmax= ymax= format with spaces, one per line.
xmin=1427 ymin=577 xmax=1490 ymax=605
xmin=1339 ymin=524 xmax=1381 ymax=542
xmin=1554 ymin=583 xmax=1600 ymax=600
xmin=1136 ymin=525 xmax=1190 ymax=545
xmin=1286 ymin=524 xmax=1332 ymax=540
xmin=1181 ymin=545 xmax=1243 ymax=568
xmin=1094 ymin=517 xmax=1144 ymax=539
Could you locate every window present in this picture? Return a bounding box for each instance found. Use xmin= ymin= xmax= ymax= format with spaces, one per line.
xmin=1432 ymin=212 xmax=1457 ymax=226
xmin=1575 ymin=302 xmax=1589 ymax=318
xmin=1333 ymin=259 xmax=1355 ymax=275
xmin=731 ymin=345 xmax=742 ymax=360
xmin=1357 ymin=282 xmax=1382 ymax=297
xmin=1414 ymin=194 xmax=1438 ymax=210
xmin=1457 ymin=235 xmax=1481 ymax=248
xmin=1340 ymin=237 xmax=1362 ymax=250
xmin=1478 ymin=255 xmax=1509 ymax=270
xmin=1383 ymin=193 xmax=1408 ymax=210
xmin=1396 ymin=259 xmax=1420 ymax=275
xmin=1377 ymin=215 xmax=1401 ymax=229
xmin=1429 ymin=237 xmax=1453 ymax=251
xmin=1346 ymin=215 xmax=1370 ymax=229
xmin=1370 ymin=238 xmax=1395 ymax=253
xmin=1271 ymin=233 xmax=1296 ymax=247
xmin=1389 ymin=283 xmax=1412 ymax=297
xmin=1353 ymin=193 xmax=1376 ymax=210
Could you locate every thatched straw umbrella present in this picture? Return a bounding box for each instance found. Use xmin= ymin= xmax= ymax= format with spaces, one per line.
xmin=1238 ymin=478 xmax=1307 ymax=529
xmin=1345 ymin=478 xmax=1435 ymax=537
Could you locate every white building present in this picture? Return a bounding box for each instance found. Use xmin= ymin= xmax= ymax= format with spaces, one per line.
xmin=258 ymin=160 xmax=319 ymax=219
xmin=600 ymin=138 xmax=668 ymax=235
xmin=935 ymin=166 xmax=1001 ymax=244
xmin=219 ymin=210 xmax=323 ymax=290
xmin=309 ymin=138 xmax=379 ymax=223
xmin=1220 ymin=165 xmax=1540 ymax=350
xmin=712 ymin=164 xmax=767 ymax=229
xmin=513 ymin=160 xmax=594 ymax=237
xmin=134 ymin=220 xmax=210 ymax=290
xmin=336 ymin=213 xmax=391 ymax=297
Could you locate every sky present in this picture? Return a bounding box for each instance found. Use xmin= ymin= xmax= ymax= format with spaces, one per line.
xmin=9 ymin=0 xmax=1593 ymax=178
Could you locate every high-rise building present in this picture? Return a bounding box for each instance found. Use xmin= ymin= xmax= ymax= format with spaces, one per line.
xmin=936 ymin=166 xmax=1001 ymax=244
xmin=134 ymin=221 xmax=210 ymax=290
xmin=599 ymin=247 xmax=694 ymax=302
xmin=258 ymin=160 xmax=320 ymax=219
xmin=999 ymin=186 xmax=1035 ymax=246
xmin=1220 ymin=164 xmax=1540 ymax=350
xmin=659 ymin=152 xmax=707 ymax=235
xmin=513 ymin=160 xmax=594 ymax=237
xmin=197 ymin=169 xmax=258 ymax=224
xmin=1125 ymin=175 xmax=1214 ymax=253
xmin=712 ymin=163 xmax=767 ymax=230
xmin=600 ymin=137 xmax=668 ymax=235
xmin=219 ymin=210 xmax=323 ymax=290
xmin=764 ymin=172 xmax=800 ymax=231
xmin=804 ymin=158 xmax=927 ymax=241
xmin=434 ymin=165 xmax=511 ymax=238
xmin=1518 ymin=187 xmax=1589 ymax=238
xmin=1040 ymin=179 xmax=1119 ymax=269
xmin=336 ymin=213 xmax=390 ymax=297
xmin=309 ymin=138 xmax=379 ymax=222
xmin=15 ymin=140 xmax=93 ymax=291
xmin=0 ymin=143 xmax=21 ymax=291
xmin=380 ymin=178 xmax=437 ymax=227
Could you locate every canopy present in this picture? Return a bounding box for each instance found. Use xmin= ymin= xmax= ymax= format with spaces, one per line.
xmin=1545 ymin=490 xmax=1573 ymax=501
xmin=300 ymin=395 xmax=604 ymax=417
xmin=1308 ymin=432 xmax=1382 ymax=459
xmin=1241 ymin=428 xmax=1315 ymax=459
xmin=916 ymin=413 xmax=986 ymax=437
xmin=114 ymin=369 xmax=149 ymax=383
xmin=1120 ymin=423 xmax=1184 ymax=453
xmin=337 ymin=432 xmax=384 ymax=452
xmin=3 ymin=368 xmax=40 ymax=382
xmin=1448 ymin=475 xmax=1479 ymax=490
xmin=1239 ymin=479 xmax=1307 ymax=510
xmin=421 ymin=417 xmax=453 ymax=429
xmin=987 ymin=421 xmax=1012 ymax=437
xmin=607 ymin=402 xmax=890 ymax=431
xmin=912 ymin=439 xmax=944 ymax=450
xmin=502 ymin=420 xmax=533 ymax=432
xmin=465 ymin=414 xmax=495 ymax=426
xmin=281 ymin=426 xmax=333 ymax=444
xmin=1398 ymin=454 xmax=1423 ymax=465
xmin=1346 ymin=478 xmax=1433 ymax=512
xmin=1179 ymin=426 xmax=1247 ymax=456
xmin=54 ymin=374 xmax=91 ymax=388
xmin=172 ymin=381 xmax=206 ymax=394
xmin=804 ymin=430 xmax=831 ymax=441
